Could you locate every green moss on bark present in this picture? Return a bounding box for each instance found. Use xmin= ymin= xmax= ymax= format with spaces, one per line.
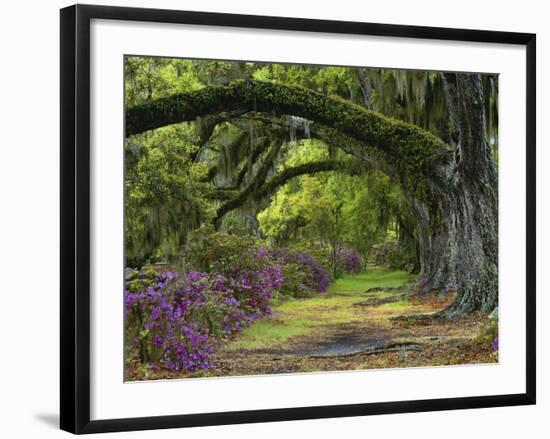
xmin=126 ymin=80 xmax=452 ymax=180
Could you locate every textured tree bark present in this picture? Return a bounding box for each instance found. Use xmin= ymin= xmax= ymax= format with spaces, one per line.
xmin=431 ymin=73 xmax=498 ymax=316
xmin=126 ymin=79 xmax=498 ymax=316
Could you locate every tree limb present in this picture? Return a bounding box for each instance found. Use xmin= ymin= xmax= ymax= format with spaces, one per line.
xmin=212 ymin=159 xmax=367 ymax=223
xmin=214 ymin=139 xmax=283 ymax=227
xmin=126 ymin=80 xmax=452 ymax=176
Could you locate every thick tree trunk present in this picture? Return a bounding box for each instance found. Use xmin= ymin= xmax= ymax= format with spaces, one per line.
xmin=422 ymin=73 xmax=498 ymax=316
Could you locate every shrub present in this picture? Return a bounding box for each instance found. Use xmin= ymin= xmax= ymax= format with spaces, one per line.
xmin=336 ymin=246 xmax=362 ymax=274
xmin=225 ymin=247 xmax=284 ymax=317
xmin=270 ymin=248 xmax=330 ymax=294
xmin=370 ymin=238 xmax=413 ymax=269
xmin=269 ymin=261 xmax=310 ymax=302
xmin=386 ymin=246 xmax=412 ymax=270
xmin=124 ymin=271 xmax=214 ymax=372
xmin=290 ymin=242 xmax=333 ymax=276
xmin=125 ymin=259 xmax=283 ymax=372
xmin=294 ymin=251 xmax=331 ymax=292
xmin=185 ymin=226 xmax=261 ymax=274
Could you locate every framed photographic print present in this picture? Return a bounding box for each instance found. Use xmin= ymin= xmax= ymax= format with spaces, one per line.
xmin=60 ymin=4 xmax=536 ymax=434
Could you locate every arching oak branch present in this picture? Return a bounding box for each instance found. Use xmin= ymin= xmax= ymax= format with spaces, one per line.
xmin=208 ymin=159 xmax=365 ymax=202
xmin=255 ymin=160 xmax=365 ymax=201
xmin=213 ymin=159 xmax=366 ymax=224
xmin=126 ymin=80 xmax=452 ymax=175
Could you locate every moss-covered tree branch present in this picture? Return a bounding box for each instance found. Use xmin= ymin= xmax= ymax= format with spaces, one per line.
xmin=126 ymin=80 xmax=453 ymax=177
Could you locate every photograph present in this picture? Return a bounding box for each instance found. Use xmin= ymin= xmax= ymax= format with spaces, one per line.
xmin=123 ymin=56 xmax=500 ymax=381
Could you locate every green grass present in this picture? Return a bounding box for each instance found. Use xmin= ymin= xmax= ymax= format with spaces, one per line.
xmin=222 ymin=267 xmax=409 ymax=351
xmin=227 ymin=319 xmax=312 ymax=350
xmin=329 ymin=268 xmax=409 ymax=294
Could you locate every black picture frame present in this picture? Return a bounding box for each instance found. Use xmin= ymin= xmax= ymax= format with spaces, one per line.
xmin=60 ymin=4 xmax=536 ymax=434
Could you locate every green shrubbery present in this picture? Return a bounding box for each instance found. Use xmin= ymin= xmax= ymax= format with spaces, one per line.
xmin=184 ymin=226 xmax=259 ymax=273
xmin=370 ymin=237 xmax=414 ymax=270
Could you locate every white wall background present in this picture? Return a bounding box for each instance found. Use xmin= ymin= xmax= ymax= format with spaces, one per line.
xmin=0 ymin=0 xmax=546 ymax=437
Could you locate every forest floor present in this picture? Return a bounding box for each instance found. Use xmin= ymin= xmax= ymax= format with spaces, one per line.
xmin=133 ymin=267 xmax=497 ymax=380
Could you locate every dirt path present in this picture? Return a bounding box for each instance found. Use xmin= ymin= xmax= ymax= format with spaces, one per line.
xmin=202 ymin=268 xmax=496 ymax=377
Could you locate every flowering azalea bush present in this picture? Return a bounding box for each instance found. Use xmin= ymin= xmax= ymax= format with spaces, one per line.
xmin=124 ymin=270 xmax=214 ymax=372
xmin=125 ymin=230 xmax=336 ymax=373
xmin=293 ymin=251 xmax=331 ymax=292
xmin=336 ymin=246 xmax=362 ymax=274
xmin=223 ymin=248 xmax=284 ymax=318
xmin=270 ymin=248 xmax=331 ymax=295
xmin=125 ymin=251 xmax=284 ymax=372
xmin=290 ymin=242 xmax=333 ymax=276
